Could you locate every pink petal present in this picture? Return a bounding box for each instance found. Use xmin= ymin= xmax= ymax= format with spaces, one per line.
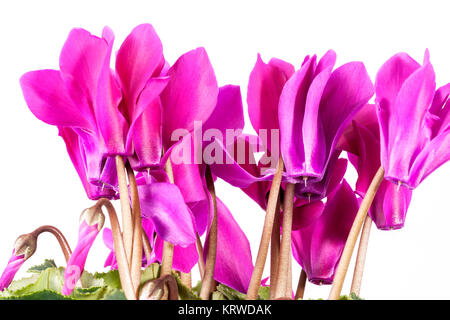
xmin=247 ymin=54 xmax=289 ymax=137
xmin=20 ymin=70 xmax=92 ymax=129
xmin=384 ymin=62 xmax=436 ymax=185
xmin=116 ymin=24 xmax=164 ymax=121
xmin=161 ymin=48 xmax=218 ymax=149
xmin=375 ymin=53 xmax=421 ymax=167
xmin=278 ymin=56 xmax=317 ymax=178
xmin=204 ymin=198 xmax=254 ymax=293
xmin=138 ymin=182 xmax=197 ymax=247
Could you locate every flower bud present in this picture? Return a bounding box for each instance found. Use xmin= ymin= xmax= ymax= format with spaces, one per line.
xmin=79 ymin=207 xmax=105 ymax=231
xmin=13 ymin=234 xmax=37 ymax=261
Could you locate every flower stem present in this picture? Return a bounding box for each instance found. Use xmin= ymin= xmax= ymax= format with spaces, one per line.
xmin=269 ymin=195 xmax=281 ymax=299
xmin=31 ymin=225 xmax=72 ymax=263
xmin=160 ymin=241 xmax=174 ymax=277
xmin=246 ymin=156 xmax=284 ymax=300
xmin=274 ymin=182 xmax=295 ymax=299
xmin=142 ymin=232 xmax=152 ymax=263
xmin=94 ymin=199 xmax=136 ymax=300
xmin=196 ymin=233 xmax=205 ymax=280
xmin=160 ymin=158 xmax=175 ymax=278
xmin=295 ymin=269 xmax=307 ymax=300
xmin=180 ymin=272 xmax=192 ymax=289
xmin=126 ymin=163 xmax=143 ymax=297
xmin=350 ymin=215 xmax=372 ymax=296
xmin=115 ymin=155 xmax=134 ymax=266
xmin=200 ymin=166 xmax=218 ymax=300
xmin=328 ymin=166 xmax=384 ymax=300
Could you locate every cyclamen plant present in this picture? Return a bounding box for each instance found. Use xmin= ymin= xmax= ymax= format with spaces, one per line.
xmin=0 ymin=23 xmax=448 ymax=300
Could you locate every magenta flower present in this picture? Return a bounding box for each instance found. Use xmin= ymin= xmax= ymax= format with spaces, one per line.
xmin=277 ymin=50 xmax=374 ymax=199
xmin=62 ymin=210 xmax=105 ymax=295
xmin=291 ymin=180 xmax=359 ymax=284
xmin=375 ymin=50 xmax=450 ymax=189
xmin=339 ymin=105 xmax=413 ymax=230
xmin=20 ymin=27 xmax=127 ymax=196
xmin=20 ymin=24 xmax=218 ymax=199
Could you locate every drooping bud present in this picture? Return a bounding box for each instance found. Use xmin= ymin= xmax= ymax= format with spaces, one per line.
xmin=0 ymin=234 xmax=38 ymax=291
xmin=62 ymin=207 xmax=105 ymax=296
xmin=13 ymin=234 xmax=38 ymax=261
xmin=79 ymin=207 xmax=105 ymax=231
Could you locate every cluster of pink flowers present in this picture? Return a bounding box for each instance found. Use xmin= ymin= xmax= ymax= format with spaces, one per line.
xmin=0 ymin=23 xmax=448 ymax=300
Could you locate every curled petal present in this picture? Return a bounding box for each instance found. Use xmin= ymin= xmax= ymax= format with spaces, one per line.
xmin=292 ymin=180 xmax=358 ymax=284
xmin=138 ymin=183 xmax=196 ymax=247
xmin=204 ymin=198 xmax=254 ymax=293
xmin=161 ymin=47 xmax=218 ymax=148
xmin=20 ymin=70 xmax=92 ymax=130
xmin=247 ymin=54 xmax=291 ymax=135
xmin=152 ymin=237 xmax=198 ymax=273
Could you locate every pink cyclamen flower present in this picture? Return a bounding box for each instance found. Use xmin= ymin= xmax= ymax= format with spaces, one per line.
xmin=62 ymin=209 xmax=105 ymax=295
xmin=20 ymin=27 xmax=126 ymax=197
xmin=20 ymin=24 xmax=218 ymax=199
xmin=0 ymin=234 xmax=37 ymax=291
xmin=339 ymin=104 xmax=413 ymax=230
xmin=291 ymin=180 xmax=359 ymax=284
xmin=375 ymin=50 xmax=450 ymax=189
xmin=277 ymin=50 xmax=374 ymax=200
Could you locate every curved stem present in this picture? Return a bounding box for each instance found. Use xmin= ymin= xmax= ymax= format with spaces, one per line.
xmin=274 ymin=182 xmax=295 ymax=299
xmin=126 ymin=163 xmax=143 ymax=297
xmin=269 ymin=195 xmax=281 ymax=299
xmin=94 ymin=199 xmax=136 ymax=300
xmin=196 ymin=233 xmax=205 ymax=280
xmin=295 ymin=269 xmax=307 ymax=300
xmin=115 ymin=155 xmax=133 ymax=265
xmin=31 ymin=225 xmax=72 ymax=263
xmin=246 ymin=156 xmax=284 ymax=300
xmin=350 ymin=215 xmax=372 ymax=296
xmin=200 ymin=166 xmax=218 ymax=300
xmin=328 ymin=166 xmax=384 ymax=300
xmin=160 ymin=158 xmax=175 ymax=277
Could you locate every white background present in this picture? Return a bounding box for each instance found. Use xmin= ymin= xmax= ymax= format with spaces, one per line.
xmin=0 ymin=0 xmax=449 ymax=299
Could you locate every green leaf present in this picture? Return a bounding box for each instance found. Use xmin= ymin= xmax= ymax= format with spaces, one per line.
xmin=80 ymin=270 xmax=104 ymax=288
xmin=27 ymin=259 xmax=57 ymax=273
xmin=3 ymin=273 xmax=40 ymax=293
xmin=350 ymin=292 xmax=363 ymax=300
xmin=140 ymin=263 xmax=161 ymax=287
xmin=257 ymin=286 xmax=270 ymax=300
xmin=211 ymin=291 xmax=227 ymax=300
xmin=102 ymin=289 xmax=126 ymax=300
xmin=172 ymin=272 xmax=201 ymax=300
xmin=94 ymin=269 xmax=121 ymax=290
xmin=192 ymin=281 xmax=202 ymax=296
xmin=10 ymin=267 xmax=65 ymax=297
xmin=216 ymin=284 xmax=246 ymax=300
xmin=0 ymin=290 xmax=72 ymax=300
